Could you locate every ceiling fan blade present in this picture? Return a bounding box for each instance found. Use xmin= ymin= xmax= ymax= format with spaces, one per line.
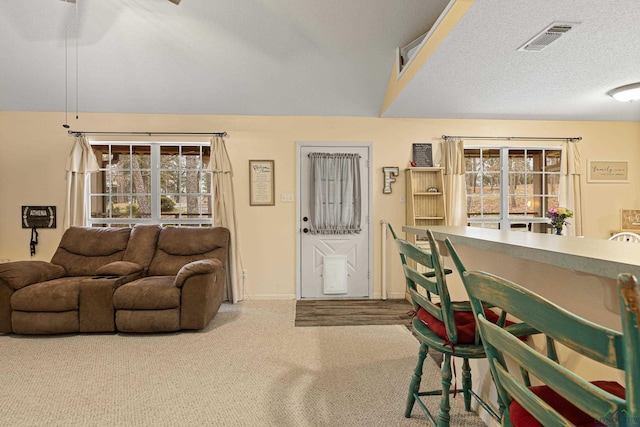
xmin=168 ymin=0 xmax=181 ymax=4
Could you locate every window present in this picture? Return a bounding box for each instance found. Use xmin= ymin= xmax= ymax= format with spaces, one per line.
xmin=464 ymin=146 xmax=561 ymax=232
xmin=89 ymin=142 xmax=212 ymax=227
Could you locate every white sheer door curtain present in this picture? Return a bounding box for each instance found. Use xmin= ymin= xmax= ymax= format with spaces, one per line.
xmin=307 ymin=152 xmax=362 ymax=235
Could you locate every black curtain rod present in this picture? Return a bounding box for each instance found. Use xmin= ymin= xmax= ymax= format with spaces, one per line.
xmin=68 ymin=130 xmax=228 ymax=137
xmin=442 ymin=134 xmax=581 ymax=142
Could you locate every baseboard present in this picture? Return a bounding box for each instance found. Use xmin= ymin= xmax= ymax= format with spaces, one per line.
xmin=385 ymin=291 xmax=409 ymax=299
xmin=243 ymin=292 xmax=408 ymax=301
xmin=243 ymin=294 xmax=296 ymax=300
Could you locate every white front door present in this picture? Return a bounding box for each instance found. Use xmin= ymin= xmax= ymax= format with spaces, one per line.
xmin=297 ymin=143 xmax=371 ymax=299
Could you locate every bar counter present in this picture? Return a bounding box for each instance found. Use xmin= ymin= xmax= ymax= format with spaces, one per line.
xmin=403 ymin=225 xmax=640 ymax=280
xmin=402 ymin=225 xmax=637 ymax=332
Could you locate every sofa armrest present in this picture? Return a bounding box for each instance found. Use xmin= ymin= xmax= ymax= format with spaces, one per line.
xmin=179 ymin=259 xmax=226 ymax=330
xmin=0 ymin=261 xmax=66 ymax=290
xmin=174 ymin=259 xmax=222 ymax=288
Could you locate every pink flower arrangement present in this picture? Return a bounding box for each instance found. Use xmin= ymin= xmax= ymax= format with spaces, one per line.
xmin=546 ymin=207 xmax=573 ymax=231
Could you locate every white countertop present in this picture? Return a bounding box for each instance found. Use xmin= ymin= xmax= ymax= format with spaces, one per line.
xmin=403 ymin=225 xmax=640 ymax=280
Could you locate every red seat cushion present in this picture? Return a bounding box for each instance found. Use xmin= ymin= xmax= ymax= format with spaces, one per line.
xmin=415 ymin=304 xmax=501 ymax=344
xmin=509 ymin=381 xmax=625 ymax=427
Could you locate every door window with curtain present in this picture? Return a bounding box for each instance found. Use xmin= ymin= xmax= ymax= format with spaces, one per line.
xmin=88 ymin=142 xmax=212 ymax=227
xmin=465 ymin=146 xmax=561 ymax=232
xmin=308 ymin=152 xmax=362 ymax=235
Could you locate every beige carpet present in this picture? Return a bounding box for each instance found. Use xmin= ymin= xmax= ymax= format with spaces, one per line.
xmin=0 ymin=301 xmax=486 ymax=426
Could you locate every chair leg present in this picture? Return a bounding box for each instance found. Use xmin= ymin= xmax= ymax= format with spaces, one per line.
xmin=462 ymin=358 xmax=472 ymax=411
xmin=405 ymin=342 xmax=428 ymax=418
xmin=438 ymin=353 xmax=452 ymax=427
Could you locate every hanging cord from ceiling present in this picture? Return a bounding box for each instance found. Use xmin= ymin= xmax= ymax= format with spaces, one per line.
xmin=62 ymin=0 xmax=79 ymax=129
xmin=63 ymin=22 xmax=69 ymax=129
xmin=75 ymin=0 xmax=79 ymax=121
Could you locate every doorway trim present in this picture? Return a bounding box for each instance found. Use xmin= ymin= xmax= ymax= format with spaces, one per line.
xmin=296 ymin=141 xmax=373 ymax=300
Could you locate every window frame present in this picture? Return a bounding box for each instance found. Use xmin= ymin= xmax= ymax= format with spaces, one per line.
xmin=464 ymin=145 xmax=562 ymax=231
xmin=88 ymin=141 xmax=213 ymax=227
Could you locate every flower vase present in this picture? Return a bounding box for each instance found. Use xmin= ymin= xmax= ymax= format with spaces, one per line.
xmin=554 ymin=226 xmax=563 ymax=235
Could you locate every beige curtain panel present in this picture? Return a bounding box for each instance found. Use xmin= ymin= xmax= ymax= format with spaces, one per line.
xmin=443 ymin=138 xmax=467 ymax=226
xmin=559 ymin=139 xmax=583 ymax=237
xmin=209 ymin=136 xmax=245 ymax=303
xmin=63 ymin=135 xmax=99 ymax=229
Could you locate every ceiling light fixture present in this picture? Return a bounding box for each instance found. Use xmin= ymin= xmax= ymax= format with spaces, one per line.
xmin=608 ymin=83 xmax=640 ymax=102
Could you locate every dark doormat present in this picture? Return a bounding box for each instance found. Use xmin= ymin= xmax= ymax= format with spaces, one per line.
xmin=295 ymin=299 xmax=414 ymax=327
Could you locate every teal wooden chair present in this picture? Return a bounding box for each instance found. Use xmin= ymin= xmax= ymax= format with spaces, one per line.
xmin=387 ymin=224 xmax=452 ymax=278
xmin=446 ymin=237 xmax=640 ymax=427
xmin=389 ymin=225 xmax=509 ymax=426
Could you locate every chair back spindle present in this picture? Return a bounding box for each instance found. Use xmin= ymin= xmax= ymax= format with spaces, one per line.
xmin=609 ymin=231 xmax=640 ymax=242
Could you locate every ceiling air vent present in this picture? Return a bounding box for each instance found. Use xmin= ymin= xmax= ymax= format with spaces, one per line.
xmin=518 ymin=22 xmax=580 ymax=52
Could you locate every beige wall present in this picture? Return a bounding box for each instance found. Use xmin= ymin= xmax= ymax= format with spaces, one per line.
xmin=1 ymin=111 xmax=639 ymax=299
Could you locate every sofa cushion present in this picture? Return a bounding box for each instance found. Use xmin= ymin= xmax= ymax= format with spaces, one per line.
xmin=113 ymin=276 xmax=180 ymax=310
xmin=11 ymin=277 xmax=88 ymax=311
xmin=0 ymin=261 xmax=66 ymax=290
xmin=116 ymin=308 xmax=180 ymax=333
xmin=123 ymin=224 xmax=162 ymax=269
xmin=51 ymin=227 xmax=132 ymax=276
xmin=148 ymin=226 xmax=230 ymax=276
xmin=95 ymin=261 xmax=143 ymax=276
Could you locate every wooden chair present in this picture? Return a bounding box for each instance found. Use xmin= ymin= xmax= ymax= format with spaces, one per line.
xmin=609 ymin=231 xmax=640 ymax=242
xmin=388 ymin=224 xmax=452 ymax=278
xmin=446 ymin=237 xmax=640 ymax=427
xmin=389 ymin=225 xmax=520 ymax=426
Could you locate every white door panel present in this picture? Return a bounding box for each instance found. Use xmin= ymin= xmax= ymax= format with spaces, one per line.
xmin=298 ymin=144 xmax=370 ymax=299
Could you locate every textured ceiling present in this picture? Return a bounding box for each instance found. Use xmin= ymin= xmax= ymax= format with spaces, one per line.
xmin=1 ymin=0 xmax=640 ymax=122
xmin=382 ymin=0 xmax=640 ymax=122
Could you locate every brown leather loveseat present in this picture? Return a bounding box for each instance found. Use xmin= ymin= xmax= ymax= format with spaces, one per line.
xmin=0 ymin=224 xmax=230 ymax=335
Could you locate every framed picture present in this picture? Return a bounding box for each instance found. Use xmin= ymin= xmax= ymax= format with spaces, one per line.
xmin=412 ymin=143 xmax=433 ymax=167
xmin=249 ymin=160 xmax=275 ymax=206
xmin=22 ymin=206 xmax=56 ymax=229
xmin=621 ymin=209 xmax=640 ymax=231
xmin=587 ymin=160 xmax=629 ymax=183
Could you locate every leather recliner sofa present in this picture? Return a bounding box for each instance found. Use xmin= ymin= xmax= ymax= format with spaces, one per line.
xmin=0 ymin=224 xmax=230 ymax=334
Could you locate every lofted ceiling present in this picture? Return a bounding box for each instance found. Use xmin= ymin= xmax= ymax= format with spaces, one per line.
xmin=1 ymin=0 xmax=640 ymax=122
